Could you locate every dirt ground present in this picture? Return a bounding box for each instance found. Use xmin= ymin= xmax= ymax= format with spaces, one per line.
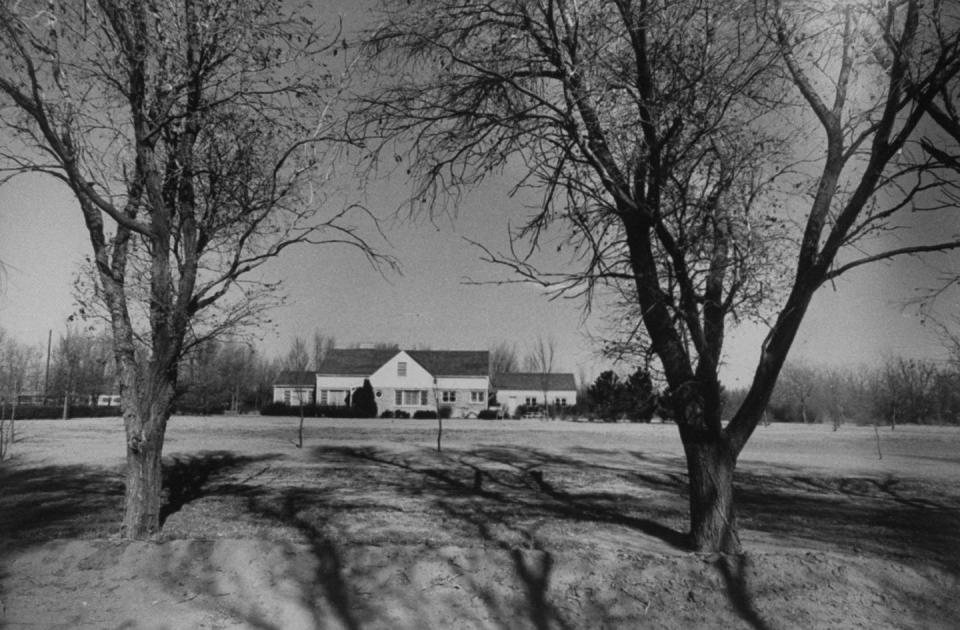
xmin=1 ymin=417 xmax=959 ymax=629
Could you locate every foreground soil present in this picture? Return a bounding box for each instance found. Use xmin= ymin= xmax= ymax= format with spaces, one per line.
xmin=1 ymin=417 xmax=959 ymax=629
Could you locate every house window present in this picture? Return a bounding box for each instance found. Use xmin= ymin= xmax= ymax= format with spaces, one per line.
xmin=526 ymin=397 xmax=538 ymax=406
xmin=319 ymin=390 xmax=347 ymax=406
xmin=396 ymin=390 xmax=427 ymax=406
xmin=470 ymin=391 xmax=485 ymax=403
xmin=284 ymin=390 xmax=291 ymax=405
xmin=554 ymin=397 xmax=568 ymax=407
xmin=397 ymin=361 xmax=407 ymax=377
xmin=441 ymin=391 xmax=457 ymax=403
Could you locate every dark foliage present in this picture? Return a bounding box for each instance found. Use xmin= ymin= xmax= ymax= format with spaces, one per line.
xmin=413 ymin=410 xmax=438 ymax=419
xmin=586 ymin=369 xmax=658 ymax=422
xmin=2 ymin=405 xmax=123 ymax=420
xmin=351 ymin=380 xmax=378 ymax=418
xmin=260 ymin=403 xmax=358 ymax=418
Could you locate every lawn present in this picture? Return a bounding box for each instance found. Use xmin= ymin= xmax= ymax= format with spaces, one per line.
xmin=1 ymin=416 xmax=959 ymax=629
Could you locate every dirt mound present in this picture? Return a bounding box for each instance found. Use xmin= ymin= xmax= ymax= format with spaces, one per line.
xmin=2 ymin=537 xmax=957 ymax=629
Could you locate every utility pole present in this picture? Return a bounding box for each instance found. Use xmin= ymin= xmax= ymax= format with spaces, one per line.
xmin=43 ymin=329 xmax=51 ymax=403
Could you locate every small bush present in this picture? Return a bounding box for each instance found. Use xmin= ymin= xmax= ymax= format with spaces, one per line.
xmin=477 ymin=408 xmax=499 ymax=420
xmin=394 ymin=410 xmax=411 ymax=419
xmin=438 ymin=405 xmax=453 ymax=419
xmin=413 ymin=409 xmax=438 ymax=419
xmin=352 ymin=379 xmax=378 ymax=418
xmin=380 ymin=410 xmax=395 ymax=419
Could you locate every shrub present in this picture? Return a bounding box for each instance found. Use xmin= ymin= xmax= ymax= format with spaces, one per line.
xmin=514 ymin=404 xmax=543 ymax=418
xmin=394 ymin=410 xmax=411 ymax=419
xmin=352 ymin=379 xmax=378 ymax=418
xmin=413 ymin=409 xmax=438 ymax=419
xmin=438 ymin=405 xmax=453 ymax=419
xmin=380 ymin=410 xmax=395 ymax=419
xmin=477 ymin=408 xmax=499 ymax=420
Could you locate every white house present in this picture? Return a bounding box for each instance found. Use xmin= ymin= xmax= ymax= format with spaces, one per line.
xmin=313 ymin=349 xmax=490 ymax=417
xmin=272 ymin=370 xmax=316 ymax=406
xmin=492 ymin=372 xmax=578 ymax=416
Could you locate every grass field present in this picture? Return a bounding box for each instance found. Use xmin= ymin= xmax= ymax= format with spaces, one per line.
xmin=1 ymin=416 xmax=959 ymax=629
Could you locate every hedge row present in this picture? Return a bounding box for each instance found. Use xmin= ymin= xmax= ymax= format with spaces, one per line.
xmin=259 ymin=403 xmax=378 ymax=418
xmin=0 ymin=405 xmax=122 ymax=420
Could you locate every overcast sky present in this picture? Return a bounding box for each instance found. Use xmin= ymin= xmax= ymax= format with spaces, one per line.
xmin=0 ymin=1 xmax=957 ymax=388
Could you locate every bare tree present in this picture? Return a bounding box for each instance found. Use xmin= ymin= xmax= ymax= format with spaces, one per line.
xmin=524 ymin=335 xmax=557 ymax=417
xmin=0 ymin=1 xmax=391 ymax=539
xmin=284 ymin=336 xmax=313 ymax=448
xmin=311 ymin=331 xmax=336 ymax=370
xmin=356 ymin=0 xmax=960 ymax=552
xmin=489 ymin=341 xmax=520 ymax=377
xmin=775 ymin=362 xmax=818 ymax=424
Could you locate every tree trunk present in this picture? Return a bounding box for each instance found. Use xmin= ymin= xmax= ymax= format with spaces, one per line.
xmin=121 ymin=408 xmax=168 ymax=539
xmin=683 ymin=437 xmax=740 ymax=554
xmin=121 ymin=429 xmax=165 ymax=539
xmin=119 ymin=364 xmax=175 ymax=540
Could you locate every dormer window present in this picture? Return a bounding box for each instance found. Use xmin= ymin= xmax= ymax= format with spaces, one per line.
xmin=397 ymin=361 xmax=407 ymax=377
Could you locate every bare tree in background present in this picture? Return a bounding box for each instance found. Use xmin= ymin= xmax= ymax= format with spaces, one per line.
xmin=356 ymin=0 xmax=960 ymax=552
xmin=312 ymin=331 xmax=336 ymax=370
xmin=284 ymin=335 xmax=313 ymax=448
xmin=489 ymin=341 xmax=520 ymax=377
xmin=0 ymin=1 xmax=391 ymax=539
xmin=776 ymin=362 xmax=818 ymax=424
xmin=524 ymin=335 xmax=557 ymax=417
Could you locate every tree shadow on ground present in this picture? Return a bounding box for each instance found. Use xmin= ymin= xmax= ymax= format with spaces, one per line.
xmin=299 ymin=444 xmax=690 ymax=629
xmin=322 ymin=445 xmax=691 ymax=551
xmin=160 ymin=450 xmax=277 ymax=526
xmin=302 ymin=444 xmax=960 ymax=630
xmin=242 ymin=488 xmax=362 ymax=630
xmin=731 ymin=468 xmax=960 ymax=576
xmin=0 ymin=461 xmax=125 ymax=542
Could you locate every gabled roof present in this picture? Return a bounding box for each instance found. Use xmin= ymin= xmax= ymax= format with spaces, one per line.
xmin=274 ymin=370 xmax=315 ymax=386
xmin=314 ymin=348 xmax=490 ymax=378
xmin=492 ymin=372 xmax=578 ymax=392
xmin=315 ymin=349 xmax=398 ymax=375
xmin=407 ymin=350 xmax=489 ymax=377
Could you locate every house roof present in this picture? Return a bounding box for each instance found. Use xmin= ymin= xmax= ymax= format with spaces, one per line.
xmin=491 ymin=372 xmax=578 ymax=392
xmin=315 ymin=349 xmax=398 ymax=375
xmin=274 ymin=370 xmax=315 ymax=386
xmin=315 ymin=349 xmax=490 ymax=378
xmin=407 ymin=350 xmax=489 ymax=377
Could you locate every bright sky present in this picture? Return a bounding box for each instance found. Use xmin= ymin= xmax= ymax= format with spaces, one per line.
xmin=0 ymin=1 xmax=956 ymax=388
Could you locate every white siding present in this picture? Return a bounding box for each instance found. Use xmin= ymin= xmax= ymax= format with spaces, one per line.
xmin=370 ymin=351 xmax=435 ymax=389
xmin=273 ymin=386 xmax=315 ymax=405
xmin=495 ymin=389 xmax=577 ymax=415
xmin=315 ymin=376 xmax=365 ymax=390
xmin=435 ymin=376 xmax=489 ymax=390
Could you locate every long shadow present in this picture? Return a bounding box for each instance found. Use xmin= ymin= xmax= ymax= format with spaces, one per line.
xmin=239 ymin=487 xmax=362 ymax=630
xmin=305 ymin=445 xmax=692 ymax=629
xmin=322 ymin=445 xmax=690 ymax=551
xmin=714 ymin=554 xmax=773 ymax=630
xmin=160 ymin=450 xmax=275 ymax=525
xmin=317 ymin=444 xmax=960 ymax=627
xmin=0 ymin=460 xmax=125 ymax=630
xmin=0 ymin=462 xmax=125 ymax=542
